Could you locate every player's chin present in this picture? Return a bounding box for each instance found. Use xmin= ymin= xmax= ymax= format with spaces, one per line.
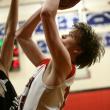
xmin=58 ymin=0 xmax=80 ymax=10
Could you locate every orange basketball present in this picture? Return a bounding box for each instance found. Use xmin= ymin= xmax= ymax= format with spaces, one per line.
xmin=59 ymin=0 xmax=80 ymax=10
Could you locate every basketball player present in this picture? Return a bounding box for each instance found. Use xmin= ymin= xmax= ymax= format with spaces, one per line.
xmin=0 ymin=0 xmax=19 ymax=109
xmin=16 ymin=0 xmax=104 ymax=109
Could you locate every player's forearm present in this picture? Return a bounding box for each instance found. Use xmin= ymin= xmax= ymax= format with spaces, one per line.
xmin=16 ymin=7 xmax=46 ymax=67
xmin=40 ymin=0 xmax=60 ymax=49
xmin=16 ymin=7 xmax=41 ymax=40
xmin=5 ymin=0 xmax=18 ymax=36
xmin=40 ymin=0 xmax=61 ymax=53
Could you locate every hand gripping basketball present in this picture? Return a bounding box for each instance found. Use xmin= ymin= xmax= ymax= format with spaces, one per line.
xmin=59 ymin=0 xmax=80 ymax=10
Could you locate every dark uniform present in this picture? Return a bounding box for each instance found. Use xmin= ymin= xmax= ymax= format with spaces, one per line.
xmin=0 ymin=70 xmax=18 ymax=110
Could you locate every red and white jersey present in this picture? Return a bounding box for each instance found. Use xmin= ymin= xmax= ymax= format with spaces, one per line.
xmin=18 ymin=59 xmax=76 ymax=110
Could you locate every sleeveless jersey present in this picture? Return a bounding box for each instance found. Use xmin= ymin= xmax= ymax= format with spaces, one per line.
xmin=19 ymin=59 xmax=75 ymax=110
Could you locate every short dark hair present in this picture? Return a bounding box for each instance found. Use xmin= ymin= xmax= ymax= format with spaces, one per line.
xmin=73 ymin=22 xmax=105 ymax=68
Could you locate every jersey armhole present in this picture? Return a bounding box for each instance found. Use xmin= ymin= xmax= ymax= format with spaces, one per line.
xmin=39 ymin=58 xmax=50 ymax=66
xmin=66 ymin=65 xmax=76 ymax=79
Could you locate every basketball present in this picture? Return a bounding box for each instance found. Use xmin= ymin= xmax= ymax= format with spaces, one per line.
xmin=59 ymin=0 xmax=80 ymax=10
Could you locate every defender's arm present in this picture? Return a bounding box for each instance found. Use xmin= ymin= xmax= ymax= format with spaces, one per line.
xmin=0 ymin=0 xmax=18 ymax=76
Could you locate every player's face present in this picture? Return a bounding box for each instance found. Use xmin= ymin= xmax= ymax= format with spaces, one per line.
xmin=61 ymin=29 xmax=81 ymax=51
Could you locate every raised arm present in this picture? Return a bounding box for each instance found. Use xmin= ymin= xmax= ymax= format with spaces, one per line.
xmin=0 ymin=0 xmax=18 ymax=76
xmin=40 ymin=0 xmax=72 ymax=82
xmin=16 ymin=7 xmax=46 ymax=67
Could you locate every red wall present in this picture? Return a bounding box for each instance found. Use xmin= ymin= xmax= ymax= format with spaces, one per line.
xmin=64 ymin=89 xmax=110 ymax=110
